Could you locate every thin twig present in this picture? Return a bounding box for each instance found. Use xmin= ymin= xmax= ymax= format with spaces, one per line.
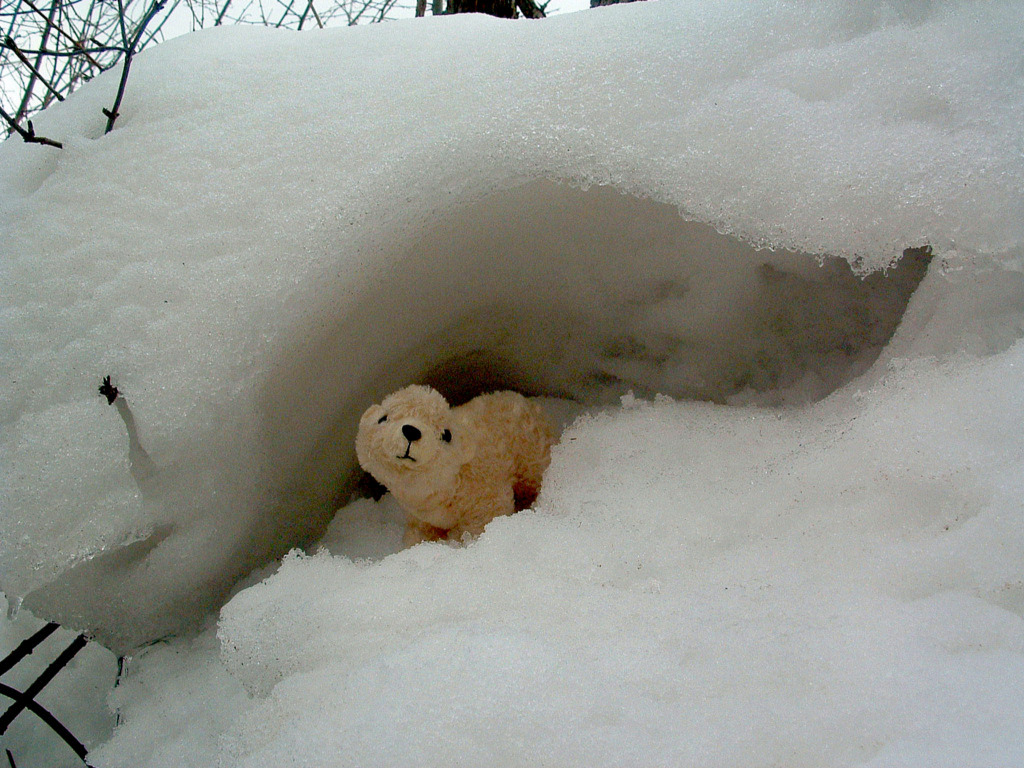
xmin=3 ymin=1 xmax=21 ymax=42
xmin=4 ymin=36 xmax=67 ymax=102
xmin=103 ymin=0 xmax=166 ymax=133
xmin=374 ymin=0 xmax=398 ymax=23
xmin=275 ymin=0 xmax=298 ymax=27
xmin=1 ymin=42 xmax=123 ymax=57
xmin=297 ymin=0 xmax=320 ymax=29
xmin=137 ymin=0 xmax=179 ymax=47
xmin=12 ymin=0 xmax=59 ymax=124
xmin=20 ymin=0 xmax=102 ymax=67
xmin=214 ymin=0 xmax=233 ymax=24
xmin=5 ymin=0 xmax=410 ymax=130
xmin=0 ymin=105 xmax=64 ymax=147
xmin=115 ymin=0 xmax=128 ymax=53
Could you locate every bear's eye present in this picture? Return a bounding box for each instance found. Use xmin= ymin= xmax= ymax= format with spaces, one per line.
xmin=377 ymin=414 xmax=388 ymax=424
xmin=441 ymin=429 xmax=452 ymax=443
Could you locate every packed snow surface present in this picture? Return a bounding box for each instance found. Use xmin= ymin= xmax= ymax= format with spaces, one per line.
xmin=2 ymin=0 xmax=1024 ymax=764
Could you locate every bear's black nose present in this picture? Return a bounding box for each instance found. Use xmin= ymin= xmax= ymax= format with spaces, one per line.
xmin=402 ymin=424 xmax=422 ymax=442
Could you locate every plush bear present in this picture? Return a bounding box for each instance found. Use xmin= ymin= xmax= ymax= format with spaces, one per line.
xmin=356 ymin=385 xmax=555 ymax=547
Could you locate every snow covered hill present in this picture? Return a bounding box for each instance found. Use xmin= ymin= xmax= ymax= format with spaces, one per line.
xmin=2 ymin=0 xmax=1023 ymax=765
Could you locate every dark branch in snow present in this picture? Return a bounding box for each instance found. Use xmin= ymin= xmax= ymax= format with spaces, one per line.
xmin=0 ymin=634 xmax=89 ymax=732
xmin=104 ymin=0 xmax=165 ymax=134
xmin=99 ymin=374 xmax=119 ymax=404
xmin=0 ymin=624 xmax=96 ymax=766
xmin=0 ymin=683 xmax=95 ymax=765
xmin=4 ymin=0 xmax=466 ymax=133
xmin=0 ymin=623 xmax=60 ymax=677
xmin=0 ymin=106 xmax=63 ymax=148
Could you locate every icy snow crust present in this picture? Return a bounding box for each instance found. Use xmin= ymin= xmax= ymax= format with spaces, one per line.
xmin=1 ymin=0 xmax=1024 ymax=763
xmin=99 ymin=343 xmax=1024 ymax=767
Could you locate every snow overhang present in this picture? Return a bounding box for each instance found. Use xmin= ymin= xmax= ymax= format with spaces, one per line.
xmin=2 ymin=0 xmax=1022 ymax=649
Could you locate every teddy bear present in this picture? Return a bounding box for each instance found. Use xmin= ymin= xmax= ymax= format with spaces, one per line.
xmin=356 ymin=385 xmax=555 ymax=547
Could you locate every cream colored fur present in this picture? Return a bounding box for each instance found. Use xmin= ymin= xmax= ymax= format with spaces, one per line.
xmin=356 ymin=385 xmax=554 ymax=547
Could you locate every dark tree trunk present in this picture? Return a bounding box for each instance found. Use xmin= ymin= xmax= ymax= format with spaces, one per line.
xmin=445 ymin=0 xmax=543 ymax=18
xmin=447 ymin=0 xmax=515 ymax=16
xmin=515 ymin=0 xmax=544 ymax=18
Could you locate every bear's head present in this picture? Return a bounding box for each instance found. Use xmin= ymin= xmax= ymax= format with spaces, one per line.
xmin=356 ymin=385 xmax=472 ymax=495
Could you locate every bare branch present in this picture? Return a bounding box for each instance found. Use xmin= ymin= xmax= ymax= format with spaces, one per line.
xmin=3 ymin=35 xmax=66 ymax=103
xmin=2 ymin=39 xmax=123 ymax=57
xmin=309 ymin=1 xmax=323 ymax=27
xmin=1 ymin=0 xmax=495 ymax=135
xmin=515 ymin=0 xmax=544 ymax=18
xmin=11 ymin=0 xmax=59 ymax=123
xmin=21 ymin=0 xmax=102 ymax=66
xmin=0 ymin=105 xmax=63 ymax=147
xmin=214 ymin=0 xmax=233 ymax=24
xmin=296 ymin=0 xmax=321 ymax=29
xmin=104 ymin=0 xmax=167 ymax=133
xmin=138 ymin=0 xmax=181 ymax=47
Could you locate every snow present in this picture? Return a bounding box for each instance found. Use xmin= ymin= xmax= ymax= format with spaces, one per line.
xmin=2 ymin=0 xmax=1023 ymax=765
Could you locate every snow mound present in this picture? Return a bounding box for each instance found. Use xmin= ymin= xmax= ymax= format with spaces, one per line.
xmin=2 ymin=0 xmax=1023 ymax=764
xmin=186 ymin=335 xmax=1024 ymax=766
xmin=1 ymin=0 xmax=1022 ymax=661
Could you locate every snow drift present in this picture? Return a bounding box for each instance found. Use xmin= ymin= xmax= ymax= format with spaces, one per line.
xmin=2 ymin=0 xmax=1024 ymax=764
